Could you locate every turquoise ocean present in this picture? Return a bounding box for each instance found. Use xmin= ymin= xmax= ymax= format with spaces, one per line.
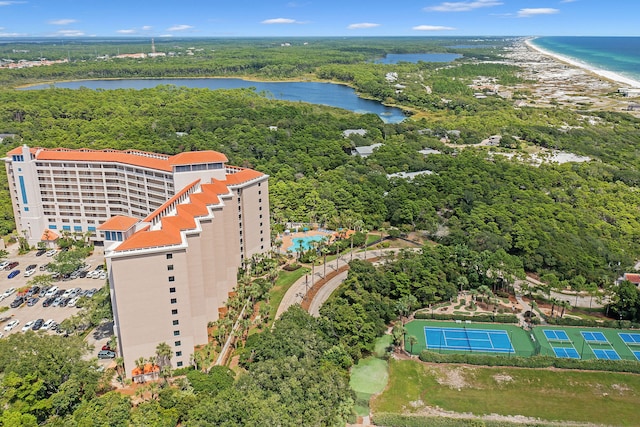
xmin=530 ymin=37 xmax=640 ymax=84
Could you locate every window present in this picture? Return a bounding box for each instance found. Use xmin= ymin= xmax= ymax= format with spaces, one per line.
xmin=177 ymin=361 xmax=183 ymax=367
xmin=169 ymin=287 xmax=176 ymax=293
xmin=176 ymin=351 xmax=182 ymax=357
xmin=48 ymin=225 xmax=57 ymax=230
xmin=171 ymin=309 xmax=178 ymax=315
xmin=174 ymin=341 xmax=181 ymax=347
xmin=24 ymin=207 xmax=29 ymax=212
xmin=259 ymin=199 xmax=262 ymax=203
xmin=169 ymin=276 xmax=175 ymax=282
xmin=173 ymin=330 xmax=180 ymax=336
xmin=166 ymin=254 xmax=173 ymax=260
xmin=170 ymin=298 xmax=177 ymax=304
xmin=74 ymin=225 xmax=82 ymax=232
xmin=63 ymin=225 xmax=71 ymax=231
xmin=167 ymin=265 xmax=174 ymax=271
xmin=172 ymin=319 xmax=179 ymax=325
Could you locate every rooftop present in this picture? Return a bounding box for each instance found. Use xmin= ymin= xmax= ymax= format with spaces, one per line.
xmin=6 ymin=146 xmax=228 ymax=172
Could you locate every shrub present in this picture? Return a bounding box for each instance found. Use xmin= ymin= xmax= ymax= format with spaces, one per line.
xmin=283 ymin=263 xmax=301 ymax=271
xmin=413 ymin=312 xmax=518 ymax=324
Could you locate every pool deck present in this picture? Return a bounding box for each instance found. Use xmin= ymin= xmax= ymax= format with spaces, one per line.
xmin=278 ymin=229 xmax=333 ymax=253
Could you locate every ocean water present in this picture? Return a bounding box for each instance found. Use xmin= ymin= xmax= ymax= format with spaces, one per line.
xmin=531 ymin=37 xmax=640 ymax=83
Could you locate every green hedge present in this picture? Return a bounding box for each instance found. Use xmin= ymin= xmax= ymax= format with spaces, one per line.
xmin=544 ymin=316 xmax=640 ymax=329
xmin=418 ymin=350 xmax=640 ymax=373
xmin=373 ymin=413 xmax=555 ymax=427
xmin=414 ymin=312 xmax=518 ymax=324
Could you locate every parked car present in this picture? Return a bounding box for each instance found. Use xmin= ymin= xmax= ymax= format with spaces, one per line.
xmin=58 ymin=297 xmax=71 ymax=307
xmin=4 ymin=319 xmax=19 ymax=331
xmin=85 ymin=288 xmax=98 ymax=298
xmin=1 ymin=287 xmax=16 ymax=299
xmin=10 ymin=296 xmax=25 ymax=308
xmin=26 ymin=264 xmax=37 ymax=271
xmin=35 ymin=249 xmax=46 ymax=257
xmin=26 ymin=286 xmax=40 ymax=297
xmin=21 ymin=320 xmax=35 ymax=332
xmin=26 ymin=297 xmax=39 ymax=307
xmin=42 ymin=297 xmax=55 ymax=307
xmin=51 ymin=297 xmax=63 ymax=307
xmin=44 ymin=286 xmax=59 ymax=297
xmin=79 ymin=271 xmax=88 ymax=279
xmin=39 ymin=263 xmax=50 ymax=271
xmin=97 ymin=350 xmax=116 ymax=359
xmin=8 ymin=270 xmax=20 ymax=279
xmin=68 ymin=296 xmax=80 ymax=307
xmin=45 ymin=249 xmax=57 ymax=257
xmin=5 ymin=262 xmax=18 ymax=271
xmin=31 ymin=318 xmax=44 ymax=330
xmin=0 ymin=261 xmax=9 ymax=269
xmin=41 ymin=319 xmax=55 ymax=330
xmin=24 ymin=269 xmax=36 ymax=278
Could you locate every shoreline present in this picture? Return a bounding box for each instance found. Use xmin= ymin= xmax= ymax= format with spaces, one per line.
xmin=525 ymin=38 xmax=640 ymax=89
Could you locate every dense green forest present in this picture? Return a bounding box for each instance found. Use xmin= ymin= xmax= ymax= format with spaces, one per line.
xmin=1 ymin=37 xmax=639 ymax=425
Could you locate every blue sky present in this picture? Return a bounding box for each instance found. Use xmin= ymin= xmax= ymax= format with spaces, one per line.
xmin=0 ymin=0 xmax=637 ymax=38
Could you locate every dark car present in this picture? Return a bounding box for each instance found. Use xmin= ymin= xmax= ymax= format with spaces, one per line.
xmin=35 ymin=249 xmax=46 ymax=257
xmin=27 ymin=297 xmax=40 ymax=306
xmin=32 ymin=318 xmax=44 ymax=330
xmin=10 ymin=296 xmax=25 ymax=308
xmin=79 ymin=271 xmax=88 ymax=278
xmin=8 ymin=270 xmax=20 ymax=279
xmin=26 ymin=286 xmax=40 ymax=297
xmin=97 ymin=350 xmax=116 ymax=359
xmin=39 ymin=263 xmax=50 ymax=271
xmin=42 ymin=297 xmax=55 ymax=307
xmin=5 ymin=262 xmax=18 ymax=271
xmin=26 ymin=264 xmax=37 ymax=271
xmin=58 ymin=297 xmax=71 ymax=307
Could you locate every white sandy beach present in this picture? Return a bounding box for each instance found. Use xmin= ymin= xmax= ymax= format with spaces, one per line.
xmin=525 ymin=38 xmax=640 ymax=89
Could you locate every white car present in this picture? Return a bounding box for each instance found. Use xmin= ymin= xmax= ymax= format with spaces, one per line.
xmin=45 ymin=249 xmax=57 ymax=257
xmin=2 ymin=287 xmax=16 ymax=299
xmin=41 ymin=319 xmax=55 ymax=330
xmin=44 ymin=286 xmax=59 ymax=297
xmin=98 ymin=272 xmax=107 ymax=280
xmin=21 ymin=320 xmax=35 ymax=332
xmin=0 ymin=261 xmax=9 ymax=270
xmin=4 ymin=319 xmax=20 ymax=331
xmin=68 ymin=296 xmax=80 ymax=307
xmin=24 ymin=269 xmax=36 ymax=278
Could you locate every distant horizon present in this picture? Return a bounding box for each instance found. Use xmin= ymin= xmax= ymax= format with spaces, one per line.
xmin=0 ymin=1 xmax=638 ymax=38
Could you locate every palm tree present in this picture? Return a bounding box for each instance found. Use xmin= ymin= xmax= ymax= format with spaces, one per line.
xmin=115 ymin=357 xmax=126 ymax=387
xmin=550 ymin=297 xmax=558 ymax=317
xmin=134 ymin=357 xmax=146 ymax=383
xmin=362 ymin=227 xmax=369 ymax=260
xmin=408 ymin=335 xmax=418 ymax=355
xmin=155 ymin=342 xmax=172 ymax=379
xmin=559 ymin=300 xmax=571 ymax=318
xmin=321 ymin=245 xmax=330 ymax=278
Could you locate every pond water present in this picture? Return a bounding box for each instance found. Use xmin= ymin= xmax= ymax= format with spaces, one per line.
xmin=373 ymin=53 xmax=462 ymax=64
xmin=24 ymin=78 xmax=407 ymax=123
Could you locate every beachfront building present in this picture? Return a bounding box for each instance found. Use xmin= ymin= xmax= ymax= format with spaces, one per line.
xmin=4 ymin=144 xmax=270 ymax=375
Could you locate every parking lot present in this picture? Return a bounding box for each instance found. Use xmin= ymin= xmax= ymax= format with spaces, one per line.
xmin=0 ymin=245 xmax=107 ymax=337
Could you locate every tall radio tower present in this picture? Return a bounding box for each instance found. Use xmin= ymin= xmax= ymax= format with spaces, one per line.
xmin=151 ymin=38 xmax=156 ymax=54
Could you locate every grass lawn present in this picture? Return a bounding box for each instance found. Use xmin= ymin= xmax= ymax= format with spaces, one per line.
xmin=267 ymin=267 xmax=309 ymax=324
xmin=350 ymin=356 xmax=389 ymax=417
xmin=372 ymin=359 xmax=640 ymax=426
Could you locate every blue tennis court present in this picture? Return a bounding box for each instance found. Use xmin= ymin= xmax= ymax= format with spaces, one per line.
xmin=592 ymin=349 xmax=620 ymax=360
xmin=553 ymin=347 xmax=580 ymax=359
xmin=633 ymin=351 xmax=640 ymax=361
xmin=581 ymin=331 xmax=608 ymax=343
xmin=544 ymin=330 xmax=570 ymax=341
xmin=424 ymin=327 xmax=514 ymax=353
xmin=619 ymin=333 xmax=640 ymax=344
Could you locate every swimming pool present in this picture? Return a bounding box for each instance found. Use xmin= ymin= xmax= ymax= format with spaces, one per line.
xmin=288 ymin=235 xmax=326 ymax=252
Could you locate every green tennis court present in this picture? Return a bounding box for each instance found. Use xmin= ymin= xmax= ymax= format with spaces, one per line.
xmin=532 ymin=326 xmax=639 ymax=361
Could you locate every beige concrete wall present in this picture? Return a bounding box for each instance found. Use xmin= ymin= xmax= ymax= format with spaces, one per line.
xmin=239 ymin=178 xmax=271 ymax=258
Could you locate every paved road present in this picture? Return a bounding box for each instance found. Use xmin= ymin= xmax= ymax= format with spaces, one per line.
xmin=308 ymin=271 xmax=349 ymax=316
xmin=276 ymin=247 xmax=417 ymax=319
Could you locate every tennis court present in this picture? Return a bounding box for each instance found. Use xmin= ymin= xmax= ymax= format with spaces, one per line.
xmin=424 ymin=326 xmax=514 ymax=354
xmin=543 ymin=329 xmax=570 ymax=342
xmin=619 ymin=333 xmax=640 ymax=361
xmin=581 ymin=331 xmax=608 ymax=343
xmin=553 ymin=347 xmax=580 ymax=358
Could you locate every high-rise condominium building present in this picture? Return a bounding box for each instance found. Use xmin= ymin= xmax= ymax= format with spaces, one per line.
xmin=4 ymin=145 xmax=270 ymax=375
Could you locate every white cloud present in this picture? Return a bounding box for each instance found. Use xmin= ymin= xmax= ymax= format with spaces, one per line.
xmin=517 ymin=8 xmax=559 ymax=17
xmin=0 ymin=32 xmax=28 ymax=37
xmin=347 ymin=23 xmax=380 ymax=29
xmin=48 ymin=19 xmax=77 ymax=25
xmin=413 ymin=25 xmax=456 ymax=31
xmin=116 ymin=29 xmax=136 ymax=34
xmin=560 ymin=0 xmax=577 ymax=3
xmin=261 ymin=18 xmax=302 ymax=24
xmin=167 ymin=24 xmax=193 ymax=31
xmin=56 ymin=29 xmax=85 ymax=36
xmin=425 ymin=0 xmax=502 ymax=12
xmin=142 ymin=26 xmax=153 ymax=31
xmin=0 ymin=1 xmax=26 ymax=5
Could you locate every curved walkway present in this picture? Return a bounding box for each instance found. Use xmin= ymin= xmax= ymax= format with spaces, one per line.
xmin=276 ymin=247 xmax=417 ymax=319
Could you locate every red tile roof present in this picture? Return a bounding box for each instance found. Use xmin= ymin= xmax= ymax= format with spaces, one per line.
xmin=114 ymin=168 xmax=265 ymax=252
xmin=98 ymin=215 xmax=139 ymax=231
xmin=624 ymin=273 xmax=640 ymax=284
xmin=6 ymin=147 xmax=228 ymax=173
